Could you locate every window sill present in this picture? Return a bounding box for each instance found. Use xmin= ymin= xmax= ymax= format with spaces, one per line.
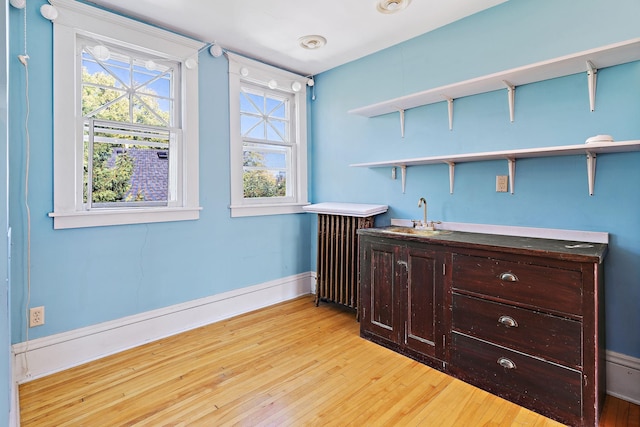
xmin=229 ymin=203 xmax=310 ymax=218
xmin=49 ymin=207 xmax=202 ymax=229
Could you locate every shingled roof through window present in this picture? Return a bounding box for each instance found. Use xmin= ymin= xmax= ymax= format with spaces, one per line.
xmin=110 ymin=148 xmax=169 ymax=202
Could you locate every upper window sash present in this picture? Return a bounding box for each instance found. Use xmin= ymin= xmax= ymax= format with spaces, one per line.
xmin=240 ymin=83 xmax=292 ymax=144
xmin=79 ymin=37 xmax=180 ymax=129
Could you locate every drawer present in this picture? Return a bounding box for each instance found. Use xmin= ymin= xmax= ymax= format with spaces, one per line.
xmin=451 ymin=333 xmax=582 ymax=423
xmin=451 ymin=252 xmax=583 ymax=316
xmin=452 ymin=294 xmax=582 ymax=367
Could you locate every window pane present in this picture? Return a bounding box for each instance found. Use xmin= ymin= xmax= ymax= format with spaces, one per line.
xmin=266 ymin=98 xmax=285 ymax=118
xmin=243 ymin=146 xmax=288 ymax=168
xmin=133 ymin=66 xmax=168 ymax=90
xmin=240 ymin=92 xmax=264 ymax=114
xmin=122 ymin=146 xmax=170 ymax=204
xmin=143 ymin=75 xmax=171 ymax=99
xmin=246 ymin=122 xmax=265 ymax=140
xmin=266 ymin=119 xmax=286 ymax=142
xmin=243 ymin=143 xmax=289 ymax=198
xmin=241 ymin=115 xmax=262 ymax=138
xmin=81 ymin=43 xmax=175 ymax=128
xmin=89 ymin=141 xmax=137 ymax=204
xmin=82 ymin=87 xmax=129 ymax=121
xmin=239 ymin=88 xmax=289 ymax=143
xmin=134 ymin=94 xmax=171 ymax=127
xmin=85 ymin=121 xmax=171 ymax=207
xmin=243 ymin=170 xmax=287 ymax=198
xmin=97 ymin=57 xmax=130 ymax=82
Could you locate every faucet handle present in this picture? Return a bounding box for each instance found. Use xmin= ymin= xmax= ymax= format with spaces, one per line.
xmin=411 ymin=219 xmax=421 ymax=228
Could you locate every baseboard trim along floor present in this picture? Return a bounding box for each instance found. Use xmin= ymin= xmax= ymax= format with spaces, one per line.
xmin=12 ymin=272 xmax=314 ymax=384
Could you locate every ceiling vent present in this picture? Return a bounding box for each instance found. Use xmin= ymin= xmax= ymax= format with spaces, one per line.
xmin=298 ymin=35 xmax=327 ymax=50
xmin=377 ymin=0 xmax=411 ymax=14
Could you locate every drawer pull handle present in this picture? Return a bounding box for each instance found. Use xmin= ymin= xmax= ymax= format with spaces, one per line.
xmin=497 ymin=357 xmax=516 ymax=370
xmin=499 ymin=272 xmax=518 ymax=282
xmin=498 ymin=315 xmax=518 ymax=328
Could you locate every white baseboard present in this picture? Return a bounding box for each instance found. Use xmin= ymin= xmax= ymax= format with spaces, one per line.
xmin=12 ymin=272 xmax=313 ymax=385
xmin=606 ymin=350 xmax=640 ymax=405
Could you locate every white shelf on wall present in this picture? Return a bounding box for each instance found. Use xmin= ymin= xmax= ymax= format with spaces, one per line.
xmin=348 ymin=38 xmax=640 ymax=133
xmin=350 ymin=140 xmax=640 ymax=195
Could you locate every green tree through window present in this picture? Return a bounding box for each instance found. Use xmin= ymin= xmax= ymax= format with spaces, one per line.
xmin=243 ymin=151 xmax=286 ymax=198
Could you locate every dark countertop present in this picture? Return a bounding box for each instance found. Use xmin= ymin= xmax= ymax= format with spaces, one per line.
xmin=357 ymin=226 xmax=608 ymax=263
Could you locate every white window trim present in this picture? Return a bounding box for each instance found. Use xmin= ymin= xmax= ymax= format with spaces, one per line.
xmin=227 ymin=53 xmax=309 ymax=218
xmin=48 ymin=0 xmax=203 ymax=229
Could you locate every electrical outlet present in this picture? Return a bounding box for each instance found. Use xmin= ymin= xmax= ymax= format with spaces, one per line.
xmin=496 ymin=175 xmax=508 ymax=192
xmin=29 ymin=306 xmax=45 ymax=327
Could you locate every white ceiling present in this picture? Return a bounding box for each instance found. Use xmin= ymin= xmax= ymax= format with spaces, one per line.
xmin=86 ymin=0 xmax=508 ymax=76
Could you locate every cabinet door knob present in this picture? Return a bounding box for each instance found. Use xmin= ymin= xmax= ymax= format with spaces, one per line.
xmin=497 ymin=357 xmax=516 ymax=369
xmin=397 ymin=260 xmax=408 ymax=269
xmin=498 ymin=315 xmax=518 ymax=328
xmin=499 ymin=272 xmax=518 ymax=282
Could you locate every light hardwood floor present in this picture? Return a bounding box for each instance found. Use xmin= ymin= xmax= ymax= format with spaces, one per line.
xmin=19 ymin=295 xmax=640 ymax=426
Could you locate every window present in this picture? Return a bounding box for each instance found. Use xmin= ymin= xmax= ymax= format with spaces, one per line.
xmin=228 ymin=53 xmax=308 ymax=217
xmin=241 ymin=84 xmax=294 ymax=201
xmin=49 ymin=0 xmax=202 ymax=229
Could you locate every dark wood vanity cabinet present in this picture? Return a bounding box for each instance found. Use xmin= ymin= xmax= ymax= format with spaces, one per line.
xmin=358 ymin=229 xmax=607 ymax=427
xmin=359 ymin=236 xmax=445 ymax=366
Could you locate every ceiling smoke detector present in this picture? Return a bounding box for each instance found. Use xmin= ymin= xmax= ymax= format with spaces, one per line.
xmin=377 ymin=0 xmax=411 ymax=14
xmin=298 ymin=35 xmax=327 ymax=50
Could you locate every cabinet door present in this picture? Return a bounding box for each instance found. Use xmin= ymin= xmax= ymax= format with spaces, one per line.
xmin=405 ymin=245 xmax=442 ymax=358
xmin=360 ymin=238 xmax=401 ymax=343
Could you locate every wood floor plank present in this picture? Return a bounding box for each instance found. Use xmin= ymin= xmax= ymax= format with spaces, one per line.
xmin=601 ymin=395 xmax=620 ymax=426
xmin=19 ymin=295 xmax=639 ymax=426
xmin=629 ymin=400 xmax=640 ymax=427
xmin=616 ymin=396 xmax=631 ymax=426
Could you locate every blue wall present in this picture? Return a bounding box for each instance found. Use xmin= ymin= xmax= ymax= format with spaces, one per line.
xmin=8 ymin=0 xmax=312 ymax=343
xmin=311 ymin=0 xmax=640 ymax=358
xmin=2 ymin=1 xmax=11 ymax=422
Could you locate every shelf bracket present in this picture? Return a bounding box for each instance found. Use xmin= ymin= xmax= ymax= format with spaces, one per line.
xmin=398 ymin=109 xmax=405 ymax=138
xmin=586 ymin=151 xmax=596 ymax=195
xmin=445 ymin=97 xmax=454 ymax=130
xmin=503 ymin=80 xmax=516 ymax=122
xmin=400 ymin=165 xmax=407 ymax=193
xmin=507 ymin=158 xmax=516 ymax=194
xmin=586 ymin=61 xmax=597 ymax=112
xmin=447 ymin=162 xmax=455 ymax=194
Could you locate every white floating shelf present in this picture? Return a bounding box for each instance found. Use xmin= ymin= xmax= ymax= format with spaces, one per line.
xmin=350 ymin=140 xmax=640 ymax=195
xmin=348 ymin=38 xmax=640 ymax=130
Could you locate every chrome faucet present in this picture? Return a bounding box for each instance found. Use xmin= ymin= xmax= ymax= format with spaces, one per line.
xmin=414 ymin=197 xmax=440 ymax=230
xmin=418 ymin=197 xmax=427 ymax=226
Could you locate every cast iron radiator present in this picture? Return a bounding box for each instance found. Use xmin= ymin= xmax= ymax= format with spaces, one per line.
xmin=315 ymin=213 xmax=374 ymax=309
